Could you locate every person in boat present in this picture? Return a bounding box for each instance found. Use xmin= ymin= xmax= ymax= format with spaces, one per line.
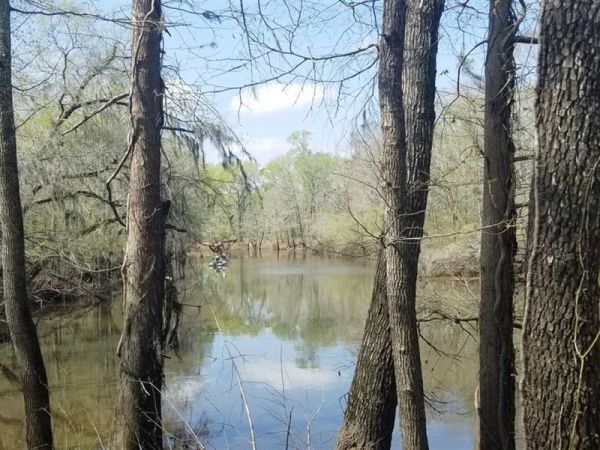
xmin=209 ymin=254 xmax=228 ymax=267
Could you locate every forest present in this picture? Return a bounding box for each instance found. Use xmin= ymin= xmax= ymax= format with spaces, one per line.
xmin=0 ymin=0 xmax=598 ymax=449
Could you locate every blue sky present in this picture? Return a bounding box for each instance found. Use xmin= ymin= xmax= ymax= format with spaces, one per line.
xmin=95 ymin=0 xmax=537 ymax=166
xmin=163 ymin=0 xmax=487 ymax=165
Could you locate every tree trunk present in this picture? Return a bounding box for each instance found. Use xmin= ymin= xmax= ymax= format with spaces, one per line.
xmin=0 ymin=2 xmax=54 ymax=448
xmin=111 ymin=1 xmax=166 ymax=448
xmin=522 ymin=0 xmax=600 ymax=448
xmin=478 ymin=0 xmax=517 ymax=448
xmin=335 ymin=251 xmax=396 ymax=450
xmin=380 ymin=0 xmax=443 ymax=448
xmin=339 ymin=0 xmax=443 ymax=446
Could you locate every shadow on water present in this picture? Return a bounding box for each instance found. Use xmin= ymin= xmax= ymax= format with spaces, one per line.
xmin=0 ymin=255 xmax=479 ymax=449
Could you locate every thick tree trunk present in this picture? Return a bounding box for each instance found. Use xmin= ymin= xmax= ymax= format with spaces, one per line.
xmin=380 ymin=1 xmax=443 ymax=449
xmin=110 ymin=1 xmax=166 ymax=448
xmin=379 ymin=1 xmax=421 ymax=441
xmin=339 ymin=0 xmax=443 ymax=447
xmin=478 ymin=0 xmax=517 ymax=448
xmin=335 ymin=251 xmax=396 ymax=450
xmin=0 ymin=2 xmax=54 ymax=448
xmin=402 ymin=0 xmax=444 ymax=268
xmin=522 ymin=0 xmax=600 ymax=448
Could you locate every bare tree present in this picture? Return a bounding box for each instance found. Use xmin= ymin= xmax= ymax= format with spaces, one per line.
xmin=478 ymin=0 xmax=518 ymax=448
xmin=521 ymin=0 xmax=600 ymax=448
xmin=111 ymin=0 xmax=167 ymax=448
xmin=0 ymin=1 xmax=53 ymax=448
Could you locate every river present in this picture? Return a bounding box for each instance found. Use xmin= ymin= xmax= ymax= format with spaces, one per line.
xmin=0 ymin=255 xmax=479 ymax=449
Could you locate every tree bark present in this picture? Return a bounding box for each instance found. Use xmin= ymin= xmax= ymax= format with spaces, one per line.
xmin=335 ymin=251 xmax=397 ymax=450
xmin=522 ymin=0 xmax=600 ymax=448
xmin=338 ymin=0 xmax=443 ymax=447
xmin=478 ymin=0 xmax=517 ymax=448
xmin=379 ymin=1 xmax=420 ymax=441
xmin=0 ymin=2 xmax=54 ymax=448
xmin=380 ymin=1 xmax=443 ymax=449
xmin=110 ymin=1 xmax=166 ymax=448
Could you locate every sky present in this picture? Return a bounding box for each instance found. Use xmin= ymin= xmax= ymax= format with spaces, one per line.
xmin=82 ymin=0 xmax=537 ymax=166
xmin=159 ymin=0 xmax=487 ymax=166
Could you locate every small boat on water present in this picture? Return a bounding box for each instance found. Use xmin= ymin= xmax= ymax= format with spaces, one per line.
xmin=209 ymin=254 xmax=228 ymax=269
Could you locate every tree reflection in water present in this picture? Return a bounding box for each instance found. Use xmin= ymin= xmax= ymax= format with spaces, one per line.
xmin=0 ymin=256 xmax=479 ymax=449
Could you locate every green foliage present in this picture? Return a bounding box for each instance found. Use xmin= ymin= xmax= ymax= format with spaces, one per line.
xmin=12 ymin=15 xmax=238 ymax=288
xmin=193 ymin=89 xmax=534 ymax=259
xmin=11 ymin=11 xmax=535 ymax=276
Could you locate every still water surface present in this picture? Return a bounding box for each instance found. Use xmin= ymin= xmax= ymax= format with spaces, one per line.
xmin=0 ymin=256 xmax=478 ymax=449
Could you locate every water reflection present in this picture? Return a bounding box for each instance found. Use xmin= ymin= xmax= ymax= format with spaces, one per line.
xmin=0 ymin=256 xmax=478 ymax=449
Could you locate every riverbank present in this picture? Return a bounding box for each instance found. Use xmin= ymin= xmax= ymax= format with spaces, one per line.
xmin=0 ymin=269 xmax=117 ymax=343
xmin=2 ymin=235 xmax=513 ymax=346
xmin=190 ymin=237 xmax=484 ymax=279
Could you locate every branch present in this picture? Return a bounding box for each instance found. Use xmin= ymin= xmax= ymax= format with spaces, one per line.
xmin=514 ymin=35 xmax=539 ymax=45
xmin=60 ymin=93 xmax=129 ymax=136
xmin=418 ymin=309 xmax=522 ymax=329
xmin=30 ymin=163 xmax=116 ymax=196
xmin=514 ymin=154 xmax=533 ymax=162
xmin=163 ymin=126 xmax=195 ymax=134
xmin=25 ymin=190 xmax=122 ymax=212
xmin=165 ymin=223 xmax=188 ymax=233
xmin=10 ymin=6 xmax=131 ymax=26
xmin=79 ymin=217 xmax=124 ymax=236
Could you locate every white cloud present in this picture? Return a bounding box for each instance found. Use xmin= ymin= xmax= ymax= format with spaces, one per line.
xmin=241 ymin=359 xmax=337 ymax=390
xmin=231 ymin=82 xmax=326 ymax=114
xmin=204 ymin=135 xmax=289 ymax=165
xmin=244 ymin=136 xmax=288 ymax=162
xmin=165 ymin=376 xmax=205 ymax=402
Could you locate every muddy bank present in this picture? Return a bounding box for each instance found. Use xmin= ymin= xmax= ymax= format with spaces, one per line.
xmin=189 ymin=238 xmax=377 ymax=259
xmin=0 ymin=293 xmax=110 ymax=344
xmin=190 ymin=239 xmax=483 ymax=277
xmin=0 ymin=271 xmax=116 ymax=344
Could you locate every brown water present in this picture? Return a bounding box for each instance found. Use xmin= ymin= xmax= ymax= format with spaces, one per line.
xmin=0 ymin=255 xmax=480 ymax=449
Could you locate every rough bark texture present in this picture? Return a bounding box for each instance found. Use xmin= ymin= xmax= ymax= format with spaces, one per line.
xmin=336 ymin=3 xmax=443 ymax=447
xmin=522 ymin=0 xmax=600 ymax=448
xmin=380 ymin=2 xmax=423 ymax=446
xmin=335 ymin=251 xmax=396 ymax=450
xmin=110 ymin=1 xmax=166 ymax=448
xmin=381 ymin=1 xmax=443 ymax=449
xmin=478 ymin=0 xmax=517 ymax=448
xmin=0 ymin=2 xmax=54 ymax=448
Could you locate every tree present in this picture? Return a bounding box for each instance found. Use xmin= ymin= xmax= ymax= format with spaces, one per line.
xmin=335 ymin=252 xmax=396 ymax=450
xmin=0 ymin=2 xmax=54 ymax=448
xmin=478 ymin=0 xmax=518 ymax=448
xmin=522 ymin=0 xmax=600 ymax=448
xmin=381 ymin=0 xmax=443 ymax=448
xmin=337 ymin=0 xmax=444 ymax=447
xmin=111 ymin=0 xmax=167 ymax=448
